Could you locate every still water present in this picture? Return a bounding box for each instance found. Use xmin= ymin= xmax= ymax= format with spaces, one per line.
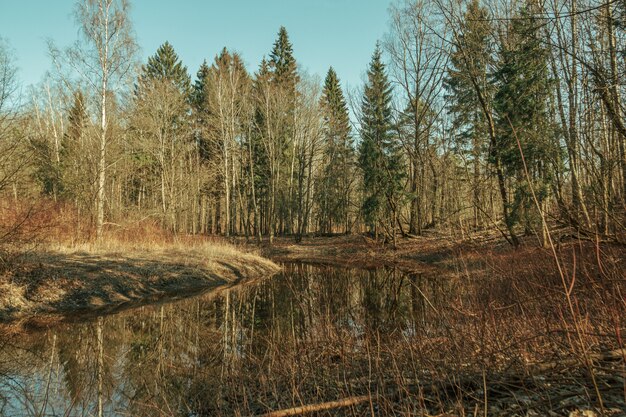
xmin=0 ymin=263 xmax=451 ymax=416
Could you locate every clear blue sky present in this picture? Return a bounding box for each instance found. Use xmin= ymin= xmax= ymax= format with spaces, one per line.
xmin=1 ymin=0 xmax=392 ymax=92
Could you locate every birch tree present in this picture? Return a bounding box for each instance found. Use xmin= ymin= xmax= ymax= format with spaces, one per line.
xmin=51 ymin=0 xmax=137 ymax=239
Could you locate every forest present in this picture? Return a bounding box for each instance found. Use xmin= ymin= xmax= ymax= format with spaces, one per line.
xmin=0 ymin=0 xmax=623 ymax=247
xmin=0 ymin=0 xmax=625 ymax=416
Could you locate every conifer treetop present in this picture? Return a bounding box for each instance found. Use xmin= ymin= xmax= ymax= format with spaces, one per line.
xmin=140 ymin=41 xmax=191 ymax=95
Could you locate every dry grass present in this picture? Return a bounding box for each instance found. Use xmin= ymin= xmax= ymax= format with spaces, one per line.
xmin=0 ymin=237 xmax=279 ymax=323
xmin=0 ymin=200 xmax=279 ymax=322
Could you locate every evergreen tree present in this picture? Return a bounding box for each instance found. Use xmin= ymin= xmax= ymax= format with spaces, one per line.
xmin=493 ymin=2 xmax=559 ymax=237
xmin=268 ymin=26 xmax=299 ymax=234
xmin=446 ymin=0 xmax=492 ymax=151
xmin=138 ymin=41 xmax=191 ymax=96
xmin=65 ymin=90 xmax=88 ymax=145
xmin=269 ymin=26 xmax=298 ymax=87
xmin=61 ymin=90 xmax=89 ymax=201
xmin=250 ymin=58 xmax=274 ymax=237
xmin=192 ymin=60 xmax=210 ymax=111
xmin=317 ymin=67 xmax=354 ymax=234
xmin=251 ymin=57 xmax=272 ymax=187
xmin=31 ymin=134 xmax=63 ymax=198
xmin=192 ymin=60 xmax=212 ymax=161
xmin=358 ymin=45 xmax=403 ymax=239
xmin=32 ymin=90 xmax=90 ymax=200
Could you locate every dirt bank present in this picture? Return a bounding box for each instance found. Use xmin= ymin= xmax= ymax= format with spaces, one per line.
xmin=259 ymin=232 xmax=625 ymax=275
xmin=0 ymin=242 xmax=280 ymax=322
xmin=259 ymin=233 xmax=478 ymax=272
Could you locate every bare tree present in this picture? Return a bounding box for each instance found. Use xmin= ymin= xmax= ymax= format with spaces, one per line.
xmin=0 ymin=38 xmax=24 ymax=197
xmin=294 ymin=75 xmax=324 ymax=242
xmin=206 ymin=50 xmax=250 ymax=237
xmin=386 ymin=0 xmax=450 ymax=235
xmin=0 ymin=39 xmax=42 ymax=257
xmin=50 ymin=0 xmax=137 ymax=240
xmin=131 ymin=79 xmax=191 ymax=230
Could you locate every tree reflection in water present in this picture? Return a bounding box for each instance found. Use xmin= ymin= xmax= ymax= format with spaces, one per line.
xmin=5 ymin=261 xmax=615 ymax=416
xmin=0 ymin=264 xmax=447 ymax=416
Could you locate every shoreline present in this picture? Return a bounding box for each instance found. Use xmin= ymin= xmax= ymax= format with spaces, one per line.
xmin=0 ymin=241 xmax=280 ymax=323
xmin=258 ymin=232 xmax=626 ymax=275
xmin=3 ymin=233 xmax=623 ymax=324
xmin=259 ymin=233 xmax=486 ymax=273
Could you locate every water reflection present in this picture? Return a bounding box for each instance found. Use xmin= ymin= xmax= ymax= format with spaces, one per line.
xmin=0 ymin=264 xmax=449 ymax=416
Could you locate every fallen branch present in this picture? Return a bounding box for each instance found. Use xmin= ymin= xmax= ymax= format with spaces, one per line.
xmin=256 ymin=394 xmax=373 ymax=417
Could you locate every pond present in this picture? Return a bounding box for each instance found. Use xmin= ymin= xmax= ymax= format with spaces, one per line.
xmin=0 ymin=263 xmax=451 ymax=416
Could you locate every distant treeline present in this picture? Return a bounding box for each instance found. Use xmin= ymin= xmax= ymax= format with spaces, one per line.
xmin=0 ymin=0 xmax=624 ymax=245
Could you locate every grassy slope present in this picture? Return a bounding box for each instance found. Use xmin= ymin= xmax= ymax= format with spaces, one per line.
xmin=0 ymin=241 xmax=279 ymax=321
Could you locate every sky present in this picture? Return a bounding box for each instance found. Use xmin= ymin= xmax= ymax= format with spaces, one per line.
xmin=0 ymin=0 xmax=393 ymax=93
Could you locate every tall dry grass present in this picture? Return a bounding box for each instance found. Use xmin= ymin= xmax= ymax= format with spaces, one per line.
xmin=0 ymin=198 xmax=262 ymax=259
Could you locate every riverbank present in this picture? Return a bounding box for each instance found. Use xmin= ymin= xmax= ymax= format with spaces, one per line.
xmin=0 ymin=241 xmax=280 ymax=323
xmin=259 ymin=233 xmax=453 ymax=272
xmin=260 ymin=231 xmax=625 ymax=276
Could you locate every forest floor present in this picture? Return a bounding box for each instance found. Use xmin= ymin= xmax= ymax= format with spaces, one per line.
xmin=258 ymin=230 xmax=527 ymax=272
xmin=261 ymin=233 xmax=451 ymax=272
xmin=0 ymin=241 xmax=279 ymax=324
xmin=260 ymin=229 xmax=626 ymax=274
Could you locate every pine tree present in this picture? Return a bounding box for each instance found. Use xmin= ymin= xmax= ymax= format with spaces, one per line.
xmin=251 ymin=57 xmax=272 ymax=188
xmin=61 ymin=90 xmax=89 ymax=201
xmin=65 ymin=90 xmax=88 ymax=145
xmin=446 ymin=0 xmax=493 ymax=140
xmin=358 ymin=45 xmax=403 ymax=240
xmin=493 ymin=2 xmax=558 ymax=239
xmin=250 ymin=57 xmax=275 ymax=238
xmin=139 ymin=41 xmax=191 ymax=97
xmin=268 ymin=26 xmax=299 ymax=235
xmin=192 ymin=60 xmax=212 ymax=161
xmin=269 ymin=26 xmax=298 ymax=88
xmin=32 ymin=91 xmax=89 ymax=200
xmin=317 ymin=67 xmax=354 ymax=234
xmin=192 ymin=60 xmax=210 ymax=112
xmin=31 ymin=134 xmax=63 ymax=198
